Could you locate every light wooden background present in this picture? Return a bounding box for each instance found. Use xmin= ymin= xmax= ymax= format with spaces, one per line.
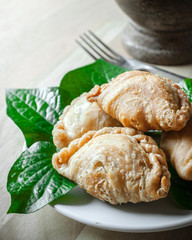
xmin=0 ymin=0 xmax=192 ymax=239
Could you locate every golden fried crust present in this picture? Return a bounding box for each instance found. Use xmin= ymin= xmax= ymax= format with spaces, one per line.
xmin=87 ymin=71 xmax=191 ymax=132
xmin=160 ymin=111 xmax=192 ymax=181
xmin=52 ymin=93 xmax=122 ymax=149
xmin=52 ymin=127 xmax=170 ymax=204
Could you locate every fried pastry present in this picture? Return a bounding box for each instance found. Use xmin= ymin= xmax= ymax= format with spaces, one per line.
xmin=160 ymin=111 xmax=192 ymax=180
xmin=87 ymin=71 xmax=191 ymax=132
xmin=52 ymin=93 xmax=122 ymax=149
xmin=52 ymin=127 xmax=170 ymax=204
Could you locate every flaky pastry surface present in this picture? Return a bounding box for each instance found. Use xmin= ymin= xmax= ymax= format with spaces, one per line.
xmin=161 ymin=111 xmax=192 ymax=180
xmin=52 ymin=127 xmax=170 ymax=204
xmin=87 ymin=71 xmax=191 ymax=131
xmin=52 ymin=93 xmax=121 ymax=149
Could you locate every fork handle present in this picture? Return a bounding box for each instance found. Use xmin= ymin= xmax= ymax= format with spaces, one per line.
xmin=123 ymin=58 xmax=186 ymax=83
xmin=139 ymin=65 xmax=185 ymax=83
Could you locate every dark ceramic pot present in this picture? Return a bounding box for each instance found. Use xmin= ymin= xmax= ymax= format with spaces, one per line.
xmin=115 ymin=0 xmax=192 ymax=65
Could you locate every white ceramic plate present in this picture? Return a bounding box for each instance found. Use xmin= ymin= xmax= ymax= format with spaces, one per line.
xmin=52 ymin=186 xmax=192 ymax=232
xmin=51 ymin=77 xmax=192 ymax=232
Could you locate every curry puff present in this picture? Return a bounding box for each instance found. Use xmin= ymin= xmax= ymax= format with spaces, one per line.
xmin=52 ymin=93 xmax=121 ymax=149
xmin=161 ymin=111 xmax=192 ymax=181
xmin=52 ymin=127 xmax=170 ymax=204
xmin=87 ymin=70 xmax=191 ymax=132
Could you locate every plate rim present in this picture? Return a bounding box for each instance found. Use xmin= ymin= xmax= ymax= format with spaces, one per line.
xmin=52 ymin=187 xmax=192 ymax=233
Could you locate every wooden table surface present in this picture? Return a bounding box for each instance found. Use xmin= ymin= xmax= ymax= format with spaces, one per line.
xmin=0 ymin=0 xmax=192 ymax=239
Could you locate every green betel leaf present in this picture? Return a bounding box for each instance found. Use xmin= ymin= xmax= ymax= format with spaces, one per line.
xmin=179 ymin=78 xmax=192 ymax=102
xmin=7 ymin=141 xmax=76 ymax=214
xmin=60 ymin=59 xmax=127 ymax=98
xmin=6 ymin=60 xmax=127 ymax=214
xmin=6 ymin=59 xmax=192 ymax=214
xmin=168 ymin=163 xmax=192 ymax=209
xmin=6 ymin=87 xmax=73 ymax=147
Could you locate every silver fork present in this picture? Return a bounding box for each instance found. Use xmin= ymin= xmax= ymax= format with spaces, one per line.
xmin=76 ymin=30 xmax=186 ymax=83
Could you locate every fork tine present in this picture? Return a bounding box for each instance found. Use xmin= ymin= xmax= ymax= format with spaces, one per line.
xmin=83 ymin=33 xmax=118 ymax=61
xmin=76 ymin=39 xmax=98 ymax=60
xmin=79 ymin=35 xmax=109 ymax=62
xmin=88 ymin=30 xmax=123 ymax=59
